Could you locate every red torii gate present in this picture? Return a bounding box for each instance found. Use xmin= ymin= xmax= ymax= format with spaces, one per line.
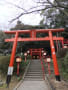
xmin=4 ymin=28 xmax=64 ymax=85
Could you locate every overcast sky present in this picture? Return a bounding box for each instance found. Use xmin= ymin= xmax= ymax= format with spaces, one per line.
xmin=0 ymin=0 xmax=43 ymax=30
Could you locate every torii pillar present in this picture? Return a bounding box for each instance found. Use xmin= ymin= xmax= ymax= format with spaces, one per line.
xmin=49 ymin=31 xmax=60 ymax=81
xmin=6 ymin=32 xmax=18 ymax=86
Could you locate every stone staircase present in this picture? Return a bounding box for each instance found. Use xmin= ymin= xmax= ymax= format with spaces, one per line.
xmin=24 ymin=59 xmax=43 ymax=81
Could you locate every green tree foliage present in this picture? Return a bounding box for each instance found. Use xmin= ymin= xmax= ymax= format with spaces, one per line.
xmin=0 ymin=31 xmax=11 ymax=50
xmin=40 ymin=0 xmax=68 ymax=28
xmin=0 ymin=55 xmax=10 ymax=74
xmin=0 ymin=55 xmax=30 ymax=75
xmin=57 ymin=48 xmax=68 ymax=80
xmin=40 ymin=0 xmax=68 ymax=38
xmin=60 ymin=51 xmax=68 ymax=80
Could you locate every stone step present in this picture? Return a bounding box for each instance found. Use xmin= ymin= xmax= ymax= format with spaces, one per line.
xmin=28 ymin=69 xmax=42 ymax=71
xmin=31 ymin=62 xmax=41 ymax=65
xmin=27 ymin=72 xmax=42 ymax=75
xmin=30 ymin=65 xmax=41 ymax=67
xmin=24 ymin=78 xmax=43 ymax=81
xmin=28 ymin=67 xmax=42 ymax=69
xmin=29 ymin=65 xmax=41 ymax=67
xmin=29 ymin=65 xmax=41 ymax=66
xmin=24 ymin=59 xmax=43 ymax=80
xmin=31 ymin=61 xmax=41 ymax=63
xmin=29 ymin=67 xmax=41 ymax=68
xmin=28 ymin=68 xmax=42 ymax=69
xmin=25 ymin=75 xmax=43 ymax=77
xmin=27 ymin=71 xmax=42 ymax=72
xmin=26 ymin=74 xmax=43 ymax=76
xmin=27 ymin=70 xmax=42 ymax=71
xmin=31 ymin=62 xmax=40 ymax=65
xmin=29 ymin=67 xmax=41 ymax=69
xmin=31 ymin=60 xmax=40 ymax=61
xmin=25 ymin=76 xmax=43 ymax=78
xmin=27 ymin=72 xmax=43 ymax=74
xmin=29 ymin=66 xmax=41 ymax=67
xmin=28 ymin=68 xmax=42 ymax=70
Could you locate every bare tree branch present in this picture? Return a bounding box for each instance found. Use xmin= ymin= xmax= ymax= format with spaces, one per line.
xmin=10 ymin=6 xmax=53 ymax=23
xmin=47 ymin=0 xmax=57 ymax=7
xmin=28 ymin=5 xmax=46 ymax=11
xmin=9 ymin=0 xmax=68 ymax=23
xmin=34 ymin=1 xmax=48 ymax=4
xmin=6 ymin=1 xmax=28 ymax=12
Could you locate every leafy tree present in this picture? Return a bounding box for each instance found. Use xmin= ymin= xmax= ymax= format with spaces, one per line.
xmin=0 ymin=31 xmax=11 ymax=51
xmin=40 ymin=0 xmax=68 ymax=38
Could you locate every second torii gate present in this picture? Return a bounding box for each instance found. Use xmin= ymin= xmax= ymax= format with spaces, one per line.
xmin=4 ymin=28 xmax=64 ymax=85
xmin=30 ymin=48 xmax=43 ymax=59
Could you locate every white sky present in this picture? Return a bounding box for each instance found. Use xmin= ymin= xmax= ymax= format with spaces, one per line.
xmin=0 ymin=0 xmax=43 ymax=30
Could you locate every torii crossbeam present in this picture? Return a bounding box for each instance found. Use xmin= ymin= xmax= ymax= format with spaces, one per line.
xmin=4 ymin=28 xmax=64 ymax=86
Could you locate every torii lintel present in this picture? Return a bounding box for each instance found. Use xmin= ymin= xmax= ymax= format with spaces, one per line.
xmin=4 ymin=28 xmax=64 ymax=34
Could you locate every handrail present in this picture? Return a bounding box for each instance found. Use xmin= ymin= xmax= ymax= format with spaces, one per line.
xmin=41 ymin=59 xmax=45 ymax=80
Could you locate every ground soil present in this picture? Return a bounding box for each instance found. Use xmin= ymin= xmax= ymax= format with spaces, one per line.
xmin=47 ymin=73 xmax=68 ymax=90
xmin=45 ymin=61 xmax=68 ymax=90
xmin=0 ymin=75 xmax=20 ymax=90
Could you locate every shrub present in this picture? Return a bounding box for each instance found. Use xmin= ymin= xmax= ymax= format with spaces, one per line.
xmin=57 ymin=51 xmax=68 ymax=80
xmin=0 ymin=54 xmax=30 ymax=75
xmin=63 ymin=52 xmax=68 ymax=73
xmin=56 ymin=48 xmax=68 ymax=58
xmin=0 ymin=55 xmax=10 ymax=74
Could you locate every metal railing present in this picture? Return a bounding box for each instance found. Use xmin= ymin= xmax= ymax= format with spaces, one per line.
xmin=40 ymin=59 xmax=45 ymax=80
